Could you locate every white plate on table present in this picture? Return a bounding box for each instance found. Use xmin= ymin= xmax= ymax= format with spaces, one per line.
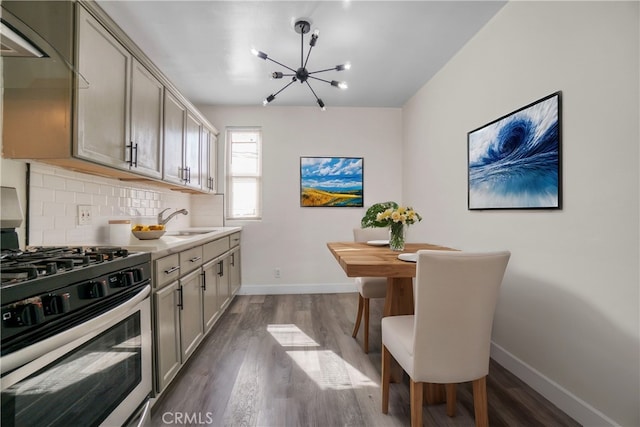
xmin=366 ymin=240 xmax=389 ymax=246
xmin=397 ymin=253 xmax=417 ymax=262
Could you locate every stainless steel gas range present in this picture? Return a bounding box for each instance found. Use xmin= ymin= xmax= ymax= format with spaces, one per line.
xmin=0 ymin=246 xmax=153 ymax=427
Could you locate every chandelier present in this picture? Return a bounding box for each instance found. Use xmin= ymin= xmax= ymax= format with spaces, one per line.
xmin=251 ymin=19 xmax=350 ymax=111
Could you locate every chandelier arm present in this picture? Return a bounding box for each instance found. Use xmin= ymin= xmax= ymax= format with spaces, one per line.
xmin=308 ymin=75 xmax=332 ymax=85
xmin=308 ymin=67 xmax=338 ymax=75
xmin=266 ymin=57 xmax=297 ymax=73
xmin=303 ymin=45 xmax=314 ymax=69
xmin=273 ymin=79 xmax=297 ymax=97
xmin=305 ymin=81 xmax=321 ymax=101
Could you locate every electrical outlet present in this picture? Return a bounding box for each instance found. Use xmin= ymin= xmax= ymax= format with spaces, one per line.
xmin=78 ymin=205 xmax=92 ymax=225
xmin=274 ymin=268 xmax=281 ymax=278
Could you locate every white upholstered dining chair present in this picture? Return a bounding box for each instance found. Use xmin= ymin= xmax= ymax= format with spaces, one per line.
xmin=381 ymin=249 xmax=511 ymax=427
xmin=351 ymin=227 xmax=389 ymax=353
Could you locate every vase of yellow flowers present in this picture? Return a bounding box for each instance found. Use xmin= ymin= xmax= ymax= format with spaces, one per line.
xmin=361 ymin=201 xmax=422 ymax=251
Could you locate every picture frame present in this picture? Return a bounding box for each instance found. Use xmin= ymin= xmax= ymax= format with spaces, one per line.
xmin=467 ymin=92 xmax=562 ymax=210
xmin=300 ymin=157 xmax=364 ymax=207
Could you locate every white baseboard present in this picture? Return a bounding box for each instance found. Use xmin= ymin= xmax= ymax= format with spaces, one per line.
xmin=237 ymin=283 xmax=356 ymax=295
xmin=490 ymin=342 xmax=617 ymax=427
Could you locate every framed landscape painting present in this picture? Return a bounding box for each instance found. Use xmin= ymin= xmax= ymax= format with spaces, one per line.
xmin=468 ymin=92 xmax=562 ymax=210
xmin=300 ymin=157 xmax=363 ymax=207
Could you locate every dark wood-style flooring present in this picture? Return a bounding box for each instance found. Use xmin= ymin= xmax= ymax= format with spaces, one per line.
xmin=151 ymin=294 xmax=581 ymax=426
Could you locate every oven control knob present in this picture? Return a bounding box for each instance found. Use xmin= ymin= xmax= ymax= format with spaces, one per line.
xmin=82 ymin=280 xmax=108 ymax=299
xmin=120 ymin=271 xmax=135 ymax=287
xmin=42 ymin=294 xmax=71 ymax=315
xmin=13 ymin=303 xmax=45 ymax=326
xmin=131 ymin=267 xmax=144 ymax=282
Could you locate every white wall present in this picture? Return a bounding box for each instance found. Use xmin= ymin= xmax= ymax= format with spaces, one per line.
xmin=197 ymin=105 xmax=403 ymax=291
xmin=402 ymin=2 xmax=639 ymax=426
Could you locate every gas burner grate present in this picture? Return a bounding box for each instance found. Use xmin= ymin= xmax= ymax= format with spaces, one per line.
xmin=0 ymin=246 xmax=133 ymax=286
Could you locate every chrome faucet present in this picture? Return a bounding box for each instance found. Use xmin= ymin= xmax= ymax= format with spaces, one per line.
xmin=158 ymin=208 xmax=189 ymax=226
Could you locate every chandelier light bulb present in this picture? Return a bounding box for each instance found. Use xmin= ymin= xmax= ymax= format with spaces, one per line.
xmin=336 ymin=62 xmax=351 ymax=71
xmin=331 ymin=80 xmax=348 ymax=90
xmin=272 ymin=72 xmax=283 ymax=79
xmin=251 ymin=48 xmax=268 ymax=60
xmin=263 ymin=94 xmax=276 ymax=106
xmin=310 ymin=29 xmax=319 ymax=47
xmin=317 ymin=99 xmax=326 ymax=111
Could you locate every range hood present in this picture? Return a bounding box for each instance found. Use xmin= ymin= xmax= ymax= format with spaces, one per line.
xmin=1 ymin=3 xmax=88 ymax=88
xmin=1 ymin=19 xmax=46 ymax=58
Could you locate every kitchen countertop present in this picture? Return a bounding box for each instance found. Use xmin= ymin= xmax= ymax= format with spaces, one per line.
xmin=124 ymin=226 xmax=241 ymax=259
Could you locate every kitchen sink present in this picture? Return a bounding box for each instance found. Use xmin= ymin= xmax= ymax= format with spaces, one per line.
xmin=165 ymin=230 xmax=217 ymax=237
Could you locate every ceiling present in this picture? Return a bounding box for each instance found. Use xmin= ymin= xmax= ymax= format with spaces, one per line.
xmin=96 ymin=1 xmax=506 ymax=109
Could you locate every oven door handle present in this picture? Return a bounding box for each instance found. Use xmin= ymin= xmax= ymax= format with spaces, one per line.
xmin=1 ymin=285 xmax=151 ymax=375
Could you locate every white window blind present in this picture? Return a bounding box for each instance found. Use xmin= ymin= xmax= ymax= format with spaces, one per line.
xmin=226 ymin=128 xmax=262 ymax=220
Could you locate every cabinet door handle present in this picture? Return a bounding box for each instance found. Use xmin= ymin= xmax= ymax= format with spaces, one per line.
xmin=217 ymin=260 xmax=224 ymax=277
xmin=201 ymin=271 xmax=206 ymax=291
xmin=230 ymin=253 xmax=235 ymax=267
xmin=125 ymin=142 xmax=138 ymax=167
xmin=177 ymin=285 xmax=184 ymax=310
xmin=164 ymin=266 xmax=180 ymax=274
xmin=189 ymin=256 xmax=201 ymax=263
xmin=187 ymin=167 xmax=192 ymax=183
xmin=132 ymin=143 xmax=138 ymax=167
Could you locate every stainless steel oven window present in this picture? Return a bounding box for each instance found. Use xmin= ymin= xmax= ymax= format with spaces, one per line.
xmin=1 ymin=287 xmax=152 ymax=427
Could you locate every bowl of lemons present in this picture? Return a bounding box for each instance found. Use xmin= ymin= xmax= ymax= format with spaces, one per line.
xmin=131 ymin=224 xmax=166 ymax=240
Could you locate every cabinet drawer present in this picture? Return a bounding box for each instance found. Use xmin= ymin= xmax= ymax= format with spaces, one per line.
xmin=180 ymin=245 xmax=203 ymax=274
xmin=229 ymin=232 xmax=241 ymax=248
xmin=203 ymin=237 xmax=229 ymax=262
xmin=155 ymin=254 xmax=180 ymax=289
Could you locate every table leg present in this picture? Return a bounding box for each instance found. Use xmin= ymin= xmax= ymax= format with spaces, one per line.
xmin=383 ymin=277 xmax=413 ymax=317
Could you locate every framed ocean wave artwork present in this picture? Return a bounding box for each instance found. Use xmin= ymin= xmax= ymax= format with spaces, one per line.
xmin=467 ymin=92 xmax=562 ymax=210
xmin=300 ymin=157 xmax=363 ymax=207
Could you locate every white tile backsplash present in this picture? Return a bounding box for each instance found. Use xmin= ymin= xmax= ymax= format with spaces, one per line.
xmin=28 ymin=163 xmax=224 ymax=246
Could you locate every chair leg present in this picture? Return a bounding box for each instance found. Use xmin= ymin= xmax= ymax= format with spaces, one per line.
xmin=409 ymin=379 xmax=423 ymax=427
xmin=381 ymin=345 xmax=391 ymax=414
xmin=363 ymin=297 xmax=370 ymax=353
xmin=352 ymin=294 xmax=364 ymax=338
xmin=445 ymin=383 xmax=456 ymax=417
xmin=472 ymin=376 xmax=489 ymax=427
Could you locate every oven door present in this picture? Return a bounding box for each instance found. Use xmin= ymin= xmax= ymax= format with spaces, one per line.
xmin=0 ymin=285 xmax=152 ymax=427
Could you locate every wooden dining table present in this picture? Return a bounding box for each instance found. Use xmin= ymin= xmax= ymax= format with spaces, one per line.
xmin=327 ymin=241 xmax=456 ymax=403
xmin=326 ymin=241 xmax=456 ymax=317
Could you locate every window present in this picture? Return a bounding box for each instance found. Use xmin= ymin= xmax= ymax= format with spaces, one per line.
xmin=226 ymin=128 xmax=262 ymax=220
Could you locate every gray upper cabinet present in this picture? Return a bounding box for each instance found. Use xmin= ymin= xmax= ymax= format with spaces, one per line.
xmin=130 ymin=59 xmax=163 ymax=179
xmin=75 ymin=6 xmax=130 ymax=170
xmin=184 ymin=112 xmax=203 ymax=190
xmin=163 ymin=91 xmax=186 ymax=185
xmin=201 ymin=128 xmax=217 ymax=193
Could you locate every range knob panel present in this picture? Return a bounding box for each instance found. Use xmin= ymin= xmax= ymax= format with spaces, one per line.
xmin=42 ymin=293 xmax=71 ymax=315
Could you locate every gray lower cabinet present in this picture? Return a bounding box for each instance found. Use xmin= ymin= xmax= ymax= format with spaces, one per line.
xmin=217 ymin=257 xmax=230 ymax=311
xmin=152 ymin=232 xmax=241 ymax=396
xmin=154 ymin=281 xmax=181 ymax=392
xmin=179 ymin=269 xmax=204 ymax=361
xmin=201 ymin=259 xmax=219 ymax=334
xmin=229 ymin=246 xmax=241 ymax=296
